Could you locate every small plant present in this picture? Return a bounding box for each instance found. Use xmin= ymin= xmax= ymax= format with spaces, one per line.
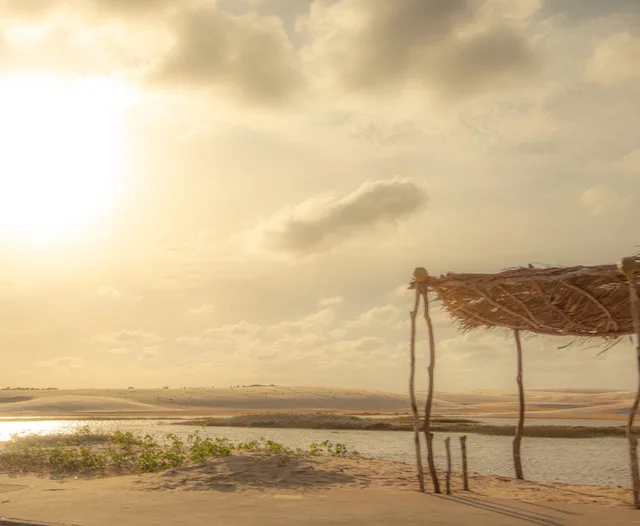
xmin=236 ymin=440 xmax=260 ymax=451
xmin=161 ymin=434 xmax=186 ymax=467
xmin=79 ymin=445 xmax=106 ymax=471
xmin=308 ymin=440 xmax=359 ymax=458
xmin=49 ymin=443 xmax=80 ymax=473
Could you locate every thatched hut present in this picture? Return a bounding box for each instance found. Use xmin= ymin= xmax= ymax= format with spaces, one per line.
xmin=408 ymin=257 xmax=640 ymax=507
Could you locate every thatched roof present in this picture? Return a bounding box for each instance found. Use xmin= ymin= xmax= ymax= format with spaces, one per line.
xmin=411 ymin=261 xmax=640 ymax=338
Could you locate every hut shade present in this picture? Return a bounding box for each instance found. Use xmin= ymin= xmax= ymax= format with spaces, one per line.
xmin=411 ymin=262 xmax=640 ymax=338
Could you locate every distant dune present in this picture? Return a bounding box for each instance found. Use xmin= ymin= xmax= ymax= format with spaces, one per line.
xmin=0 ymin=386 xmax=632 ymax=420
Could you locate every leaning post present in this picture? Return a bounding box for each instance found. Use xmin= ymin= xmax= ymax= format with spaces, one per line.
xmin=409 ymin=279 xmax=425 ymax=493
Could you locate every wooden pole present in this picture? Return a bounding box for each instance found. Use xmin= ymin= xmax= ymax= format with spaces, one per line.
xmin=513 ymin=329 xmax=525 ymax=480
xmin=619 ymin=257 xmax=640 ymax=508
xmin=420 ymin=282 xmax=441 ymax=494
xmin=460 ymin=435 xmax=469 ymax=491
xmin=445 ymin=437 xmax=452 ymax=495
xmin=409 ymin=285 xmax=425 ymax=493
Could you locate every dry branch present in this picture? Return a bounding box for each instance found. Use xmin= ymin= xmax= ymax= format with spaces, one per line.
xmin=420 ymin=282 xmax=440 ymax=494
xmin=408 ymin=286 xmax=425 ymax=493
xmin=513 ymin=329 xmax=525 ymax=480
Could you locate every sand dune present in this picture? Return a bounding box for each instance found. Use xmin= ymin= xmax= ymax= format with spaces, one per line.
xmin=0 ymin=386 xmax=633 ymax=420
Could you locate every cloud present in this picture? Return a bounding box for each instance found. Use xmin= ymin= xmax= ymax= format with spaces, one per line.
xmin=34 ymin=356 xmax=82 ymax=368
xmin=586 ymin=33 xmax=640 ymax=85
xmin=204 ymin=321 xmax=263 ymax=339
xmin=348 ymin=305 xmax=402 ymax=329
xmin=94 ymin=330 xmax=164 ymax=346
xmin=187 ymin=303 xmax=215 ymax=315
xmin=95 ymin=286 xmax=123 ymax=299
xmin=0 ymin=0 xmax=182 ymax=19
xmin=141 ymin=346 xmax=163 ymax=360
xmin=95 ymin=286 xmax=143 ymax=301
xmin=149 ymin=4 xmax=299 ymax=105
xmin=175 ymin=335 xmax=213 ymax=346
xmin=89 ymin=0 xmax=178 ymax=15
xmin=106 ymin=347 xmax=131 ymax=355
xmin=318 ymin=296 xmax=343 ymax=307
xmin=300 ymin=0 xmax=538 ymax=102
xmin=0 ymin=0 xmax=54 ymax=18
xmin=580 ymin=184 xmax=637 ymax=215
xmin=257 ymin=178 xmax=428 ymax=254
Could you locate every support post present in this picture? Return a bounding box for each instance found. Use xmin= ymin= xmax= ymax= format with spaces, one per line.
xmin=409 ymin=285 xmax=425 ymax=492
xmin=445 ymin=437 xmax=452 ymax=495
xmin=513 ymin=329 xmax=525 ymax=480
xmin=420 ymin=280 xmax=441 ymax=494
xmin=460 ymin=435 xmax=469 ymax=491
xmin=618 ymin=257 xmax=640 ymax=508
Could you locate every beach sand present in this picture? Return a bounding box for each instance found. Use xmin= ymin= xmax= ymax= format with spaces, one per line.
xmin=0 ymin=454 xmax=636 ymax=525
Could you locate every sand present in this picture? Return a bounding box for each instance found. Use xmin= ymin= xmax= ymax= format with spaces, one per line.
xmin=0 ymin=454 xmax=637 ymax=525
xmin=0 ymin=386 xmax=633 ymax=421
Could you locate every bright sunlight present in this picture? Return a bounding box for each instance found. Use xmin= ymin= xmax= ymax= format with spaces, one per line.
xmin=0 ymin=74 xmax=135 ymax=245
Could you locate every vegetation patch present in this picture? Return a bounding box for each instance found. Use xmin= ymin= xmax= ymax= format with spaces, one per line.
xmin=0 ymin=426 xmax=359 ymax=477
xmin=180 ymin=413 xmax=637 ymax=438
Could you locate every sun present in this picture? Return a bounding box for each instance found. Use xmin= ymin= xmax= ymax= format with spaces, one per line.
xmin=0 ymin=74 xmax=136 ymax=245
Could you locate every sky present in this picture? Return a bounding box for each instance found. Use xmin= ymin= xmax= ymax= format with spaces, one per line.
xmin=0 ymin=0 xmax=638 ymax=392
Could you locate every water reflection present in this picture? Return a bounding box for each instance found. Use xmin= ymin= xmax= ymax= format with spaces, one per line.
xmin=0 ymin=420 xmax=81 ymax=442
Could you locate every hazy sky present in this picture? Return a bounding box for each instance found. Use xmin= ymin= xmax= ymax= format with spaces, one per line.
xmin=0 ymin=0 xmax=638 ymax=392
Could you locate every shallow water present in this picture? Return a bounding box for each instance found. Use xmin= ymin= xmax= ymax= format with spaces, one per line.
xmin=0 ymin=419 xmax=631 ymax=488
xmin=476 ymin=417 xmax=626 ymax=428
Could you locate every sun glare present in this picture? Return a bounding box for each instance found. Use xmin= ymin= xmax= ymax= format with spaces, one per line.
xmin=0 ymin=74 xmax=136 ymax=245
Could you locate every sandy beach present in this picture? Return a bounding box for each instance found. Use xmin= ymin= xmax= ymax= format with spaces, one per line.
xmin=1 ymin=386 xmax=636 ymax=523
xmin=0 ymin=453 xmax=636 ymax=525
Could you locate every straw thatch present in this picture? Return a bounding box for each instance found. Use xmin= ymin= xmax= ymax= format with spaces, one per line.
xmin=411 ymin=260 xmax=640 ymax=339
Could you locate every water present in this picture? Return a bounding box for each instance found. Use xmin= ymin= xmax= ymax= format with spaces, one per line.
xmin=0 ymin=419 xmax=631 ymax=488
xmin=476 ymin=417 xmax=625 ymax=428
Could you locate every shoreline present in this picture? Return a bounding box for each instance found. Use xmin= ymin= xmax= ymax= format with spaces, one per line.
xmin=0 ymin=410 xmax=629 ymax=422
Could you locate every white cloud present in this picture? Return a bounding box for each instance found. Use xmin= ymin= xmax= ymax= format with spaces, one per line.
xmin=255 ymin=177 xmax=428 ymax=255
xmin=348 ymin=305 xmax=401 ymax=329
xmin=105 ymin=347 xmax=131 ymax=355
xmin=141 ymin=346 xmax=163 ymax=359
xmin=187 ymin=303 xmax=215 ymax=315
xmin=175 ymin=335 xmax=213 ymax=346
xmin=318 ymin=296 xmax=343 ymax=307
xmin=95 ymin=286 xmax=123 ymax=299
xmin=580 ymin=184 xmax=637 ymax=215
xmin=204 ymin=321 xmax=263 ymax=339
xmin=94 ymin=330 xmax=164 ymax=346
xmin=586 ymin=33 xmax=640 ymax=85
xmin=34 ymin=356 xmax=82 ymax=368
